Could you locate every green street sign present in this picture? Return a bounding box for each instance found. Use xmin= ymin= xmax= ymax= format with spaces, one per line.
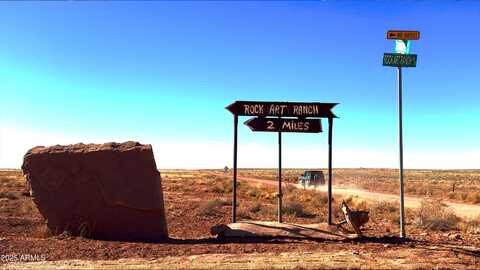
xmin=383 ymin=53 xmax=417 ymax=67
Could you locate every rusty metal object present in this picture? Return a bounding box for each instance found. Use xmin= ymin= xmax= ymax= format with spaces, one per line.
xmin=341 ymin=201 xmax=369 ymax=237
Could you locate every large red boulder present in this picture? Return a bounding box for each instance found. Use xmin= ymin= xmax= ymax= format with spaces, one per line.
xmin=22 ymin=141 xmax=168 ymax=241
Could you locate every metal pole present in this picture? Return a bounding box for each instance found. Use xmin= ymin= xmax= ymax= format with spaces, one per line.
xmin=278 ymin=123 xmax=283 ymax=223
xmin=398 ymin=67 xmax=406 ymax=238
xmin=328 ymin=117 xmax=333 ymax=225
xmin=232 ymin=114 xmax=238 ymax=223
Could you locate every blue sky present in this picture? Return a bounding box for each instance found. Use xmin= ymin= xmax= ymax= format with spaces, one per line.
xmin=1 ymin=1 xmax=479 ymax=169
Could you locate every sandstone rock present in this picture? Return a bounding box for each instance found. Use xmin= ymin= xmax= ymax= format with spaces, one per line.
xmin=22 ymin=141 xmax=168 ymax=241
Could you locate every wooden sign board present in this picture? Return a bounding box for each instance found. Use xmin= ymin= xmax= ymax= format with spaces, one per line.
xmin=387 ymin=30 xmax=420 ymax=40
xmin=226 ymin=101 xmax=337 ymax=118
xmin=383 ymin=53 xmax=417 ymax=67
xmin=244 ymin=117 xmax=322 ymax=133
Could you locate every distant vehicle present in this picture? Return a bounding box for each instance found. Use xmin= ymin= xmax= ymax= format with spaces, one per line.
xmin=298 ymin=170 xmax=325 ymax=187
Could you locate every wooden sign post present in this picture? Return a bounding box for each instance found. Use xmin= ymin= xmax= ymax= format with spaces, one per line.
xmin=226 ymin=101 xmax=338 ymax=224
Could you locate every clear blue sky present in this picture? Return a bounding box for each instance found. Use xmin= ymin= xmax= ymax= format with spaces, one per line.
xmin=1 ymin=1 xmax=479 ymax=169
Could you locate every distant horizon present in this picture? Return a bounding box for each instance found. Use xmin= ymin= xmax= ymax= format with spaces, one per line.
xmin=4 ymin=166 xmax=480 ymax=171
xmin=7 ymin=164 xmax=478 ymax=171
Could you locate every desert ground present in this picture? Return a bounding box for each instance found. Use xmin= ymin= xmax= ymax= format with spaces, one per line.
xmin=2 ymin=168 xmax=480 ymax=269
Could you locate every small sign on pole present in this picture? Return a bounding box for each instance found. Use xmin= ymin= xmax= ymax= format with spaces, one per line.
xmin=387 ymin=30 xmax=420 ymax=40
xmin=244 ymin=117 xmax=322 ymax=133
xmin=383 ymin=53 xmax=417 ymax=67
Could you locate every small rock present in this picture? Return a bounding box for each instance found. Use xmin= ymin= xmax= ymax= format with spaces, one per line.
xmin=448 ymin=233 xmax=462 ymax=241
xmin=420 ymin=232 xmax=428 ymax=236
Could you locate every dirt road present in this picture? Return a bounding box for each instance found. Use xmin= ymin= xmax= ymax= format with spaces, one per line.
xmin=209 ymin=172 xmax=480 ymax=219
xmin=6 ymin=246 xmax=474 ymax=269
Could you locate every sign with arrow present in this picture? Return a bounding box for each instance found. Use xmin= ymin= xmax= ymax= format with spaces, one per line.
xmin=244 ymin=117 xmax=322 ymax=133
xmin=226 ymin=101 xmax=337 ymax=118
xmin=387 ymin=30 xmax=420 ymax=40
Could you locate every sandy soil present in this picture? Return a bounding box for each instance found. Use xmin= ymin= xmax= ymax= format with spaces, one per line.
xmin=5 ymin=247 xmax=479 ymax=270
xmin=1 ymin=169 xmax=480 ymax=269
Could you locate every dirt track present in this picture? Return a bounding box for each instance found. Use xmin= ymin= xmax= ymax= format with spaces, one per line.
xmin=210 ymin=172 xmax=480 ymax=219
xmin=5 ymin=246 xmax=475 ymax=270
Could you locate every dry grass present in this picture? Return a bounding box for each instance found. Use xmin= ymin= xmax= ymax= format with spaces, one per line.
xmin=197 ymin=199 xmax=229 ymax=216
xmin=414 ymin=199 xmax=461 ymax=231
xmin=283 ymin=199 xmax=312 ymax=218
xmin=370 ymin=200 xmax=399 ymax=224
xmin=0 ymin=191 xmax=18 ymax=200
xmin=237 ymin=207 xmax=252 ymax=219
xmin=342 ymin=195 xmax=368 ymax=210
xmin=249 ymin=202 xmax=262 ymax=213
xmin=30 ymin=223 xmax=54 ymax=239
xmin=458 ymin=215 xmax=480 ymax=234
xmin=466 ymin=192 xmax=480 ymax=204
xmin=209 ymin=178 xmax=233 ymax=194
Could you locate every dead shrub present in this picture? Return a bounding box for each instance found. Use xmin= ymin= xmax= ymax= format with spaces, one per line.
xmin=467 ymin=192 xmax=480 ymax=204
xmin=210 ymin=180 xmax=232 ymax=194
xmin=259 ymin=205 xmax=275 ymax=216
xmin=371 ymin=200 xmax=397 ymax=214
xmin=294 ymin=189 xmax=327 ymax=210
xmin=237 ymin=207 xmax=252 ymax=219
xmin=19 ymin=199 xmax=38 ymax=215
xmin=249 ymin=202 xmax=262 ymax=213
xmin=31 ymin=223 xmax=53 ymax=239
xmin=245 ymin=187 xmax=262 ymax=199
xmin=283 ymin=200 xmax=311 ymax=218
xmin=316 ymin=214 xmax=327 ymax=223
xmin=371 ymin=200 xmax=399 ymax=224
xmin=197 ymin=199 xmax=228 ymax=216
xmin=0 ymin=191 xmax=18 ymax=200
xmin=283 ymin=184 xmax=297 ymax=196
xmin=458 ymin=216 xmax=480 ymax=233
xmin=343 ymin=195 xmax=368 ymax=211
xmin=414 ymin=199 xmax=460 ymax=231
xmin=261 ymin=192 xmax=277 ymax=201
xmin=78 ymin=222 xmax=93 ymax=238
xmin=54 ymin=230 xmax=74 ymax=240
